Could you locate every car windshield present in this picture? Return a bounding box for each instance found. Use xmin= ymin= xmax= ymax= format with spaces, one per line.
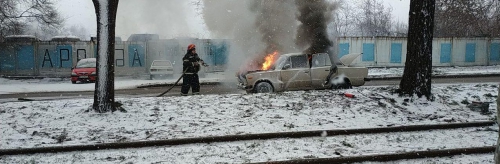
xmin=271 ymin=55 xmax=288 ymax=70
xmin=76 ymin=60 xmax=96 ymax=68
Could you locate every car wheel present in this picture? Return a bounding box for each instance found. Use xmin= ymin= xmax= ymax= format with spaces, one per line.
xmin=254 ymin=82 xmax=274 ymax=93
xmin=332 ymin=78 xmax=352 ymax=89
xmin=71 ymin=81 xmax=76 ymax=84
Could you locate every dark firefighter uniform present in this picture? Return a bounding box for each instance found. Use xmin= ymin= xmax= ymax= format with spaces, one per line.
xmin=181 ymin=44 xmax=207 ymax=96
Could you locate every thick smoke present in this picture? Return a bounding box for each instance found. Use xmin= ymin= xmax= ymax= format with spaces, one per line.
xmin=253 ymin=1 xmax=298 ymax=55
xmin=202 ymin=0 xmax=298 ymax=73
xmin=116 ymin=0 xmax=201 ymax=39
xmin=295 ymin=0 xmax=338 ymax=54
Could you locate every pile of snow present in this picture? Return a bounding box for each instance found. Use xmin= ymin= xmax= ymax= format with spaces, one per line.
xmin=0 ymin=83 xmax=497 ymax=163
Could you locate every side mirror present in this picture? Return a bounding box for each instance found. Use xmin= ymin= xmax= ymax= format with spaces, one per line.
xmin=71 ymin=67 xmax=74 ymax=70
xmin=283 ymin=64 xmax=291 ymax=70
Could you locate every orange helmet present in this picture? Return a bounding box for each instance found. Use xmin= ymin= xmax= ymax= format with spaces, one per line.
xmin=187 ymin=44 xmax=196 ymax=51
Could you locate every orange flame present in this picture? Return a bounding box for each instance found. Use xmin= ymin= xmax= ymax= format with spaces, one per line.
xmin=262 ymin=51 xmax=279 ymax=70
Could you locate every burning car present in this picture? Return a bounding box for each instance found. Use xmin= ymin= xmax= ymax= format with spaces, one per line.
xmin=237 ymin=53 xmax=368 ymax=93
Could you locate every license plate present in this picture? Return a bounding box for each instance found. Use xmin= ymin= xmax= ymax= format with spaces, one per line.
xmin=79 ymin=76 xmax=88 ymax=78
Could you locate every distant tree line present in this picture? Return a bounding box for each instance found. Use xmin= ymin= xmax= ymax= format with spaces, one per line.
xmin=435 ymin=0 xmax=500 ymax=37
xmin=0 ymin=0 xmax=91 ymax=41
xmin=334 ymin=0 xmax=500 ymax=38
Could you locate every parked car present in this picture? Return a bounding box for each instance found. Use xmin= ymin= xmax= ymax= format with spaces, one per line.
xmin=237 ymin=53 xmax=368 ymax=93
xmin=149 ymin=60 xmax=174 ymax=80
xmin=71 ymin=58 xmax=97 ymax=84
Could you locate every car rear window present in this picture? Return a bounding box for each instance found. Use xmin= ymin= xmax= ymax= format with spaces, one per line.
xmin=312 ymin=53 xmax=332 ymax=67
xmin=153 ymin=61 xmax=172 ymax=66
xmin=76 ymin=60 xmax=96 ymax=68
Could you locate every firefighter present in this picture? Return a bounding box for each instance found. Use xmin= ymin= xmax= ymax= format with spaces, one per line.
xmin=181 ymin=44 xmax=207 ymax=96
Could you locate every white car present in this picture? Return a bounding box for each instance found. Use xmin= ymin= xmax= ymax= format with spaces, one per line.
xmin=237 ymin=53 xmax=369 ymax=93
xmin=149 ymin=60 xmax=174 ymax=80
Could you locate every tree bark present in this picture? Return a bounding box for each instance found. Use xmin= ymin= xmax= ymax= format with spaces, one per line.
xmin=92 ymin=0 xmax=119 ymax=113
xmin=399 ymin=0 xmax=435 ymax=99
xmin=496 ymin=86 xmax=500 ymax=163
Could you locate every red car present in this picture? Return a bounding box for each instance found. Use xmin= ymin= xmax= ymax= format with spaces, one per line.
xmin=71 ymin=58 xmax=97 ymax=84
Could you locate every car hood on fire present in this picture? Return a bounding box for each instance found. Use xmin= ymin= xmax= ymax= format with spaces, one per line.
xmin=339 ymin=53 xmax=362 ymax=67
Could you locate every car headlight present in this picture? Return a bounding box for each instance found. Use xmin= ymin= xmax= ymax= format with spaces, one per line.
xmin=91 ymin=72 xmax=96 ymax=75
xmin=71 ymin=72 xmax=77 ymax=76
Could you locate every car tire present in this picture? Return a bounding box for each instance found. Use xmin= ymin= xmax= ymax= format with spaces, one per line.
xmin=71 ymin=81 xmax=76 ymax=84
xmin=332 ymin=78 xmax=352 ymax=89
xmin=254 ymin=82 xmax=274 ymax=93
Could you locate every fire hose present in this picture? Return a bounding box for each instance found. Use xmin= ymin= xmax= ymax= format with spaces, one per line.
xmin=157 ymin=62 xmax=208 ymax=97
xmin=156 ymin=69 xmax=187 ymax=97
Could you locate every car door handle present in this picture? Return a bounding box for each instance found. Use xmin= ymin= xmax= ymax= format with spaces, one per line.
xmin=304 ymin=71 xmax=309 ymax=73
xmin=325 ymin=70 xmax=329 ymax=71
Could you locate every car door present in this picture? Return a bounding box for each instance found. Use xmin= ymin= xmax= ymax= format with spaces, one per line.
xmin=310 ymin=53 xmax=334 ymax=89
xmin=280 ymin=54 xmax=312 ymax=90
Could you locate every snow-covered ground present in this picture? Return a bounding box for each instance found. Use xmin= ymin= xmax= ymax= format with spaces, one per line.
xmin=1 ymin=83 xmax=498 ymax=163
xmin=0 ymin=66 xmax=498 ymax=163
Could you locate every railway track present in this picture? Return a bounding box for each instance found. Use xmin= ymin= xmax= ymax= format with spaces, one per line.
xmin=0 ymin=121 xmax=496 ymax=163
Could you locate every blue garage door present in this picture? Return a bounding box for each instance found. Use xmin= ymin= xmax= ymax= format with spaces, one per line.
xmin=490 ymin=43 xmax=500 ymax=61
xmin=338 ymin=43 xmax=349 ymax=58
xmin=390 ymin=43 xmax=402 ymax=63
xmin=0 ymin=49 xmax=16 ymax=71
xmin=440 ymin=43 xmax=452 ymax=63
xmin=17 ymin=45 xmax=35 ymax=70
xmin=465 ymin=43 xmax=476 ymax=62
xmin=362 ymin=43 xmax=375 ymax=61
xmin=208 ymin=43 xmax=228 ymax=66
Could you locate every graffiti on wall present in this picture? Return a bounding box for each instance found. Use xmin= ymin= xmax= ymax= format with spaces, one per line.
xmin=40 ymin=45 xmax=73 ymax=68
xmin=128 ymin=45 xmax=144 ymax=67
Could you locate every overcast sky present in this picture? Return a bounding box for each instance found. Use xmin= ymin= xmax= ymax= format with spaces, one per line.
xmin=55 ymin=0 xmax=410 ymax=39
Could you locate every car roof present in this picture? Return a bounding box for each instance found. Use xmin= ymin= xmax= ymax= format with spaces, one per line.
xmin=281 ymin=52 xmax=329 ymax=57
xmin=281 ymin=53 xmax=304 ymax=57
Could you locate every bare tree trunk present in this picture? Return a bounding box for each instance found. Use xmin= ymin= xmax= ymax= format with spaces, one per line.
xmin=496 ymin=86 xmax=500 ymax=163
xmin=92 ymin=0 xmax=119 ymax=113
xmin=399 ymin=0 xmax=435 ymax=98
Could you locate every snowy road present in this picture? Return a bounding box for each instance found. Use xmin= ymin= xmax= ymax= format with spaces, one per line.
xmin=0 ymin=76 xmax=499 ymax=101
